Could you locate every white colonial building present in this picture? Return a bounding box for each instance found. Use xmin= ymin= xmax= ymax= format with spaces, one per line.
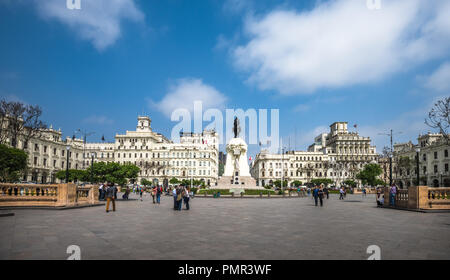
xmin=393 ymin=133 xmax=450 ymax=188
xmin=10 ymin=126 xmax=86 ymax=184
xmin=83 ymin=116 xmax=219 ymax=187
xmin=4 ymin=116 xmax=219 ymax=186
xmin=250 ymin=122 xmax=377 ymax=187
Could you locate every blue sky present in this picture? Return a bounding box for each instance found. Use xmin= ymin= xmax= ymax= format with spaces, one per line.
xmin=1 ymin=0 xmax=449 ymax=159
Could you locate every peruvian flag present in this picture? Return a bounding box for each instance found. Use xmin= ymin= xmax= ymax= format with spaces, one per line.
xmin=249 ymin=156 xmax=252 ymax=161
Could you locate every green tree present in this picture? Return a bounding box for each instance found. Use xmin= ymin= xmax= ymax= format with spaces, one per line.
xmin=342 ymin=179 xmax=357 ymax=187
xmin=356 ymin=163 xmax=383 ymax=186
xmin=86 ymin=162 xmax=140 ymax=185
xmin=310 ymin=178 xmax=334 ymax=186
xmin=141 ymin=178 xmax=152 ymax=186
xmin=291 ymin=180 xmax=303 ymax=187
xmin=0 ymin=144 xmax=28 ymax=182
xmin=55 ymin=169 xmax=88 ymax=183
xmin=169 ymin=177 xmax=180 ymax=185
xmin=273 ymin=180 xmax=288 ymax=188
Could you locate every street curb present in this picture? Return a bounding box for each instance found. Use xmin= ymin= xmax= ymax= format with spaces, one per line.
xmin=0 ymin=212 xmax=15 ymax=217
xmin=0 ymin=203 xmax=105 ymax=211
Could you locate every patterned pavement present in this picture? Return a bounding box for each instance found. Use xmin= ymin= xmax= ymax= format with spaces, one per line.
xmin=1 ymin=193 xmax=449 ymax=260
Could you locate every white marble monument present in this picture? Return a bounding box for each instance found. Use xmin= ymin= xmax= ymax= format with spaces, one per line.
xmin=215 ymin=117 xmax=263 ymax=190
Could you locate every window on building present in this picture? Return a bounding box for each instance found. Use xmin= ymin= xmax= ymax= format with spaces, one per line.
xmin=434 ymin=151 xmax=438 ymax=160
xmin=445 ymin=150 xmax=448 ymax=158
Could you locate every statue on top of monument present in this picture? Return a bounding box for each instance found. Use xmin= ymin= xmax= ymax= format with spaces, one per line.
xmin=233 ymin=117 xmax=241 ymax=138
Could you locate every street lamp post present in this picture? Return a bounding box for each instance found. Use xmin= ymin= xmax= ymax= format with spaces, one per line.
xmin=65 ymin=145 xmax=70 ymax=183
xmin=389 ymin=154 xmax=393 ymax=186
xmin=415 ymin=147 xmax=420 ymax=186
xmin=281 ymin=145 xmax=285 ymax=196
xmin=90 ymin=152 xmax=95 ymax=184
xmin=379 ymin=129 xmax=402 ymax=186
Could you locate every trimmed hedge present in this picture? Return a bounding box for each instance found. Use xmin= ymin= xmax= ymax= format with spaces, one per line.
xmin=197 ymin=189 xmax=275 ymax=195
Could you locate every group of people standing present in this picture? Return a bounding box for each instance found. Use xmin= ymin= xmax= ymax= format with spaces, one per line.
xmin=312 ymin=185 xmax=329 ymax=207
xmin=150 ymin=185 xmax=163 ymax=204
xmin=375 ymin=185 xmax=398 ymax=207
xmin=172 ymin=186 xmax=192 ymax=211
xmin=99 ymin=183 xmax=117 ymax=201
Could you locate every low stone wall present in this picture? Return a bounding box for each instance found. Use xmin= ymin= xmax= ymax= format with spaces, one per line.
xmin=382 ymin=186 xmax=450 ymax=210
xmin=0 ymin=183 xmax=99 ymax=208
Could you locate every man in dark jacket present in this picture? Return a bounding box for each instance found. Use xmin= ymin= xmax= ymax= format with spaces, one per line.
xmin=105 ymin=182 xmax=117 ymax=213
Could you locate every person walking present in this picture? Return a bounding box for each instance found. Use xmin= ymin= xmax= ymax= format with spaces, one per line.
xmin=105 ymin=182 xmax=117 ymax=213
xmin=122 ymin=186 xmax=130 ymax=200
xmin=183 ymin=187 xmax=190 ymax=210
xmin=176 ymin=186 xmax=183 ymax=211
xmin=324 ymin=186 xmax=329 ymax=199
xmin=313 ymin=186 xmax=319 ymax=206
xmin=151 ymin=186 xmax=156 ymax=204
xmin=318 ymin=186 xmax=324 ymax=207
xmin=98 ymin=184 xmax=103 ymax=201
xmin=173 ymin=186 xmax=178 ymax=210
xmin=139 ymin=186 xmax=144 ymax=201
xmin=156 ymin=185 xmax=162 ymax=204
xmin=362 ymin=188 xmax=367 ymax=197
xmin=339 ymin=187 xmax=345 ymax=200
xmin=389 ymin=184 xmax=397 ymax=207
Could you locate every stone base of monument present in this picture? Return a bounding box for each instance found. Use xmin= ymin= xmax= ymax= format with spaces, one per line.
xmin=213 ymin=176 xmax=265 ymax=190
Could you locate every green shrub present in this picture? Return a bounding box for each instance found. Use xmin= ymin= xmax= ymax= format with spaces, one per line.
xmin=197 ymin=189 xmax=275 ymax=195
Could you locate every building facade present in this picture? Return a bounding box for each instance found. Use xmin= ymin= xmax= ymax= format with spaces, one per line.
xmin=393 ymin=133 xmax=450 ymax=188
xmin=10 ymin=126 xmax=85 ymax=184
xmin=5 ymin=116 xmax=219 ymax=186
xmin=83 ymin=116 xmax=219 ymax=187
xmin=251 ymin=122 xmax=377 ymax=187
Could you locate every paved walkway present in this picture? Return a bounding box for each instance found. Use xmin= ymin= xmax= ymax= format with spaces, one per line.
xmin=1 ymin=193 xmax=449 ymax=260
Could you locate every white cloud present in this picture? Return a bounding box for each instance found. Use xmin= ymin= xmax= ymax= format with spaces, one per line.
xmin=233 ymin=0 xmax=450 ymax=94
xmin=424 ymin=62 xmax=450 ymax=92
xmin=35 ymin=0 xmax=144 ymax=50
xmin=82 ymin=115 xmax=114 ymax=125
xmin=150 ymin=78 xmax=228 ymax=118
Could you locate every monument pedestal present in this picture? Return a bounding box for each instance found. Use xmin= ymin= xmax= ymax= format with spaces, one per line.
xmin=214 ymin=137 xmax=264 ymax=191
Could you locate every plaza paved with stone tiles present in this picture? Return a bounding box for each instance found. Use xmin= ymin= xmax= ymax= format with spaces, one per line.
xmin=1 ymin=193 xmax=450 ymax=260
